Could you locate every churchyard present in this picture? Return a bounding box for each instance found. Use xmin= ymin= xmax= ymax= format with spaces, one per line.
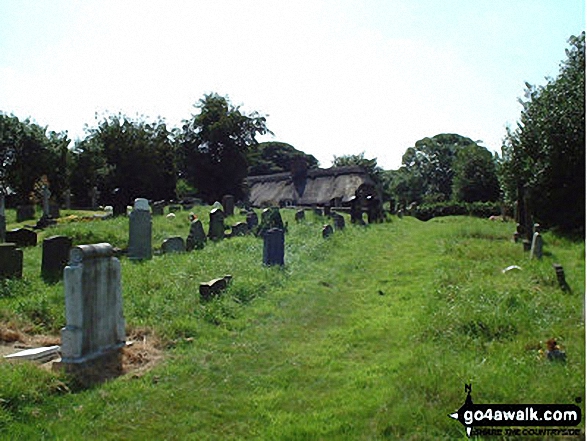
xmin=0 ymin=203 xmax=584 ymax=439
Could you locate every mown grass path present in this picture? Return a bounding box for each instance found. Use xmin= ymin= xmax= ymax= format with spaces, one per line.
xmin=1 ymin=214 xmax=584 ymax=440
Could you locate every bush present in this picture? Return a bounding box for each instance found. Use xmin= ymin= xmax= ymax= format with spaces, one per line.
xmin=413 ymin=202 xmax=502 ymax=221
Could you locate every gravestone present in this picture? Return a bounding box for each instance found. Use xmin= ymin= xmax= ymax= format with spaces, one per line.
xmin=42 ymin=185 xmax=51 ymax=218
xmin=152 ymin=201 xmax=166 ymax=216
xmin=41 ymin=235 xmax=73 ymax=281
xmin=16 ymin=205 xmax=35 ymax=223
xmin=89 ymin=186 xmax=100 ymax=210
xmin=331 ymin=212 xmax=345 ymax=231
xmin=199 ymin=275 xmax=232 ymax=301
xmin=263 ymin=228 xmax=284 ymax=266
xmin=208 ymin=208 xmax=225 ymax=241
xmin=111 ymin=188 xmax=126 ymax=217
xmin=295 ymin=209 xmax=305 ymax=222
xmin=5 ymin=228 xmax=37 ymax=247
xmin=0 ymin=243 xmax=23 ymax=279
xmin=57 ymin=243 xmax=125 ymax=383
xmin=63 ymin=190 xmax=72 ymax=210
xmin=530 ymin=232 xmax=543 ymax=259
xmin=322 ymin=224 xmax=334 ymax=239
xmin=552 ymin=263 xmax=571 ymax=292
xmin=128 ymin=198 xmax=152 ymax=260
xmin=324 ymin=205 xmax=331 ymax=216
xmin=246 ymin=211 xmax=259 ymax=231
xmin=162 ymin=236 xmax=185 ymax=254
xmin=258 ymin=207 xmax=284 ymax=237
xmin=0 ymin=193 xmax=5 ymax=243
xmin=49 ymin=203 xmax=60 ymax=219
xmin=186 ymin=219 xmax=207 ymax=251
xmin=222 ymin=195 xmax=235 ymax=217
xmin=212 ymin=201 xmax=223 ymax=210
xmin=231 ymin=222 xmax=248 ymax=237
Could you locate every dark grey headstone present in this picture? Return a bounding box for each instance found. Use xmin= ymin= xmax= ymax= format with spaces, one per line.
xmin=222 ymin=195 xmax=235 ymax=217
xmin=208 ymin=208 xmax=225 ymax=241
xmin=231 ymin=222 xmax=248 ymax=237
xmin=263 ymin=228 xmax=284 ymax=266
xmin=295 ymin=209 xmax=305 ymax=222
xmin=152 ymin=201 xmax=166 ymax=216
xmin=162 ymin=236 xmax=185 ymax=254
xmin=331 ymin=212 xmax=345 ymax=231
xmin=0 ymin=243 xmax=23 ymax=279
xmin=16 ymin=205 xmax=35 ymax=223
xmin=41 ymin=235 xmax=73 ymax=281
xmin=258 ymin=207 xmax=283 ymax=237
xmin=186 ymin=219 xmax=206 ymax=251
xmin=246 ymin=211 xmax=259 ymax=231
xmin=322 ymin=224 xmax=334 ymax=239
xmin=199 ymin=275 xmax=232 ymax=301
xmin=49 ymin=203 xmax=60 ymax=219
xmin=128 ymin=199 xmax=152 ymax=260
xmin=5 ymin=228 xmax=37 ymax=247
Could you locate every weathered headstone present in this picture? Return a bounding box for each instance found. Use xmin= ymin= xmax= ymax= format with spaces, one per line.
xmin=263 ymin=228 xmax=284 ymax=266
xmin=530 ymin=232 xmax=543 ymax=259
xmin=552 ymin=263 xmax=571 ymax=292
xmin=111 ymin=188 xmax=126 ymax=217
xmin=295 ymin=209 xmax=305 ymax=222
xmin=42 ymin=185 xmax=51 ymax=218
xmin=231 ymin=222 xmax=248 ymax=237
xmin=89 ymin=186 xmax=100 ymax=210
xmin=258 ymin=207 xmax=284 ymax=237
xmin=41 ymin=235 xmax=73 ymax=281
xmin=208 ymin=208 xmax=225 ymax=241
xmin=5 ymin=228 xmax=37 ymax=247
xmin=322 ymin=224 xmax=334 ymax=239
xmin=0 ymin=243 xmax=23 ymax=279
xmin=57 ymin=243 xmax=125 ymax=383
xmin=212 ymin=201 xmax=223 ymax=210
xmin=222 ymin=195 xmax=235 ymax=217
xmin=152 ymin=201 xmax=166 ymax=216
xmin=16 ymin=205 xmax=35 ymax=223
xmin=128 ymin=198 xmax=152 ymax=260
xmin=199 ymin=275 xmax=232 ymax=301
xmin=63 ymin=190 xmax=72 ymax=210
xmin=162 ymin=236 xmax=185 ymax=254
xmin=186 ymin=219 xmax=207 ymax=251
xmin=246 ymin=211 xmax=259 ymax=231
xmin=331 ymin=212 xmax=345 ymax=231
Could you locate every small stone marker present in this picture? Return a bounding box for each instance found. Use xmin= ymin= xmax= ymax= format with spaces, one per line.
xmin=199 ymin=275 xmax=232 ymax=301
xmin=263 ymin=228 xmax=284 ymax=266
xmin=295 ymin=209 xmax=305 ymax=222
xmin=57 ymin=243 xmax=125 ymax=382
xmin=16 ymin=205 xmax=35 ymax=223
xmin=128 ymin=198 xmax=152 ymax=260
xmin=41 ymin=235 xmax=73 ymax=281
xmin=322 ymin=224 xmax=334 ymax=238
xmin=208 ymin=208 xmax=225 ymax=241
xmin=162 ymin=236 xmax=185 ymax=254
xmin=530 ymin=232 xmax=543 ymax=259
xmin=186 ymin=219 xmax=207 ymax=251
xmin=5 ymin=228 xmax=37 ymax=247
xmin=231 ymin=222 xmax=248 ymax=237
xmin=552 ymin=263 xmax=571 ymax=292
xmin=222 ymin=195 xmax=235 ymax=216
xmin=0 ymin=243 xmax=24 ymax=279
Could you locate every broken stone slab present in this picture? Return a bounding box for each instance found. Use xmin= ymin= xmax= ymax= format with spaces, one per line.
xmin=199 ymin=275 xmax=232 ymax=301
xmin=4 ymin=345 xmax=60 ymax=363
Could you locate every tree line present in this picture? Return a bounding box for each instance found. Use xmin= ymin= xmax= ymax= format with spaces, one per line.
xmin=0 ymin=33 xmax=583 ymax=235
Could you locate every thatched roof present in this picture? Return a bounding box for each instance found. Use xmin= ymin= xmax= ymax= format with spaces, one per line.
xmin=245 ymin=166 xmax=376 ymax=207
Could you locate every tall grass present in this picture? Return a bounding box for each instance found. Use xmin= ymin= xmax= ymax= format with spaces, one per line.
xmin=0 ymin=209 xmax=584 ymax=439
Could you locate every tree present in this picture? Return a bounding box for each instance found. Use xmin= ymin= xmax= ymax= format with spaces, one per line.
xmin=72 ymin=114 xmax=177 ymax=206
xmin=178 ymin=93 xmax=271 ymax=202
xmin=332 ymin=151 xmax=383 ymax=183
xmin=452 ymin=144 xmax=500 ymax=203
xmin=501 ymin=33 xmax=585 ymax=234
xmin=0 ymin=113 xmax=70 ymax=204
xmin=248 ymin=141 xmax=319 ymax=175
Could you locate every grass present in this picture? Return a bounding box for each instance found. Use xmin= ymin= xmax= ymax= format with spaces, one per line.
xmin=0 ymin=207 xmax=584 ymax=440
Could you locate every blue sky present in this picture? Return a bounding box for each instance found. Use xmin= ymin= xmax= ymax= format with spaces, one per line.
xmin=0 ymin=0 xmax=584 ymax=169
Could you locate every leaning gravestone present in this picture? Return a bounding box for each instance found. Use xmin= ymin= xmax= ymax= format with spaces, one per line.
xmin=162 ymin=236 xmax=185 ymax=254
xmin=222 ymin=195 xmax=235 ymax=217
xmin=0 ymin=243 xmax=23 ymax=279
xmin=41 ymin=235 xmax=73 ymax=281
xmin=186 ymin=219 xmax=207 ymax=251
xmin=5 ymin=228 xmax=37 ymax=247
xmin=128 ymin=198 xmax=152 ymax=260
xmin=208 ymin=208 xmax=225 ymax=241
xmin=16 ymin=205 xmax=35 ymax=223
xmin=57 ymin=243 xmax=126 ymax=383
xmin=200 ymin=275 xmax=232 ymax=301
xmin=322 ymin=224 xmax=334 ymax=239
xmin=263 ymin=228 xmax=284 ymax=266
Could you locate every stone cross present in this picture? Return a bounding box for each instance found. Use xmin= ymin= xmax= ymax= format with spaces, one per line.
xmin=128 ymin=198 xmax=152 ymax=260
xmin=263 ymin=228 xmax=284 ymax=266
xmin=59 ymin=243 xmax=125 ymax=380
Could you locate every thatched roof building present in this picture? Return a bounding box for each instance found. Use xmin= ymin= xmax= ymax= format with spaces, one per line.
xmin=245 ymin=165 xmax=380 ymax=208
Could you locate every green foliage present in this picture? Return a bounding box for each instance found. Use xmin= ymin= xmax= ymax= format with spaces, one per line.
xmin=247 ymin=141 xmax=319 ymax=175
xmin=413 ymin=201 xmax=502 ymax=221
xmin=178 ymin=93 xmax=271 ymax=202
xmin=500 ymin=33 xmax=585 ymax=234
xmin=0 ymin=113 xmax=70 ymax=204
xmin=452 ymin=144 xmax=500 ymax=202
xmin=72 ymin=114 xmax=177 ymax=206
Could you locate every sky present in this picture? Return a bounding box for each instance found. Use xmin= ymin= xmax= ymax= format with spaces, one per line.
xmin=0 ymin=1 xmax=584 ymax=170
